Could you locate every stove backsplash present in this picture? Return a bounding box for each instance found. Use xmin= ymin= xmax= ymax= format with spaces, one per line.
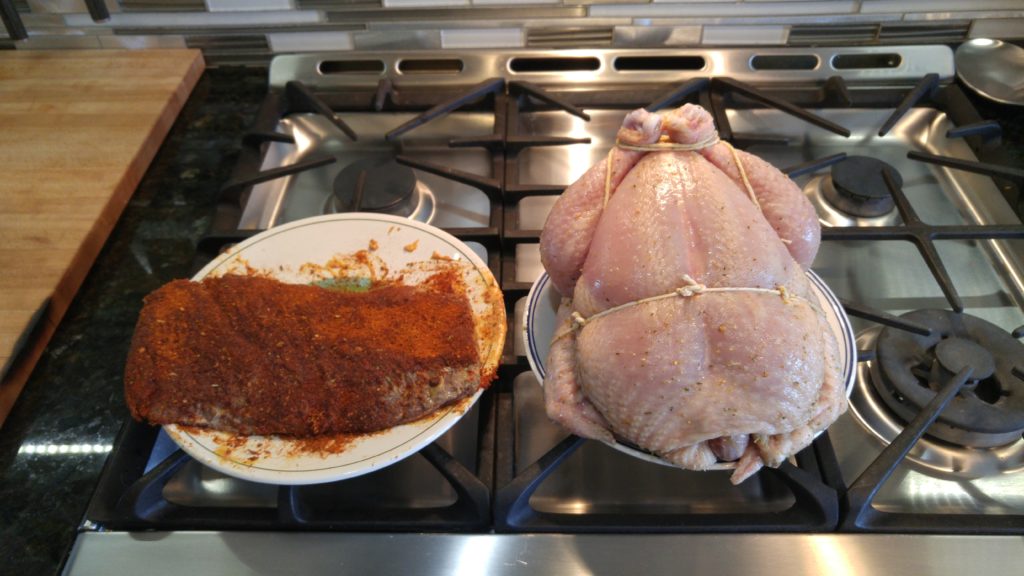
xmin=2 ymin=1 xmax=1022 ymax=65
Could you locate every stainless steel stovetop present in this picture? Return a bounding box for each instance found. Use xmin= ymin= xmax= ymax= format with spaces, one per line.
xmin=66 ymin=46 xmax=1024 ymax=574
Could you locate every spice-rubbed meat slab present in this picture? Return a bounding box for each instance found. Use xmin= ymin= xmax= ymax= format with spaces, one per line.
xmin=125 ymin=273 xmax=488 ymax=436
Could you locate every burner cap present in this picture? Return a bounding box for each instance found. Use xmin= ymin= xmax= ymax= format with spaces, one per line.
xmin=332 ymin=157 xmax=416 ymax=213
xmin=871 ymin=309 xmax=1024 ymax=447
xmin=935 ymin=337 xmax=996 ymax=381
xmin=822 ymin=156 xmax=900 ymax=218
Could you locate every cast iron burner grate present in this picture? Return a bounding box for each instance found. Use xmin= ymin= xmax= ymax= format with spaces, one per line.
xmin=870 ymin=310 xmax=1024 ymax=448
xmin=497 ymin=70 xmax=1024 ymax=534
xmin=85 ymin=75 xmax=514 ymax=535
xmin=83 ymin=410 xmax=493 ymax=532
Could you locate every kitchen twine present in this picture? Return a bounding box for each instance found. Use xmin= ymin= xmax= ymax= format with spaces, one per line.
xmin=567 ymin=131 xmax=802 ymax=333
xmin=603 ymin=132 xmax=762 ymax=212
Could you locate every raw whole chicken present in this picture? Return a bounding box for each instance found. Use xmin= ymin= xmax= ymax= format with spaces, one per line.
xmin=539 ymin=104 xmax=846 ymax=484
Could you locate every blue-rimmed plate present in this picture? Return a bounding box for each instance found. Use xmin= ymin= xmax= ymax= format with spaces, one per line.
xmin=523 ymin=270 xmax=856 ymax=468
xmin=164 ymin=213 xmax=505 ymax=485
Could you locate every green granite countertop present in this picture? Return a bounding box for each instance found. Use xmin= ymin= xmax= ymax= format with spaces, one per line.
xmin=0 ymin=67 xmax=267 ymax=575
xmin=0 ymin=67 xmax=1021 ymax=576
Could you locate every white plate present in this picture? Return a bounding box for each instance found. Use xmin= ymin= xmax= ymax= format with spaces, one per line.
xmin=164 ymin=213 xmax=504 ymax=485
xmin=523 ymin=271 xmax=857 ymax=468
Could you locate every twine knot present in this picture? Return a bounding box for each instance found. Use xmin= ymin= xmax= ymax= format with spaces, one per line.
xmin=571 ymin=311 xmax=588 ymax=329
xmin=675 ymin=274 xmax=706 ymax=297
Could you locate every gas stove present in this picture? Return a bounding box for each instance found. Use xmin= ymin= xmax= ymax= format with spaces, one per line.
xmin=67 ymin=46 xmax=1024 ymax=572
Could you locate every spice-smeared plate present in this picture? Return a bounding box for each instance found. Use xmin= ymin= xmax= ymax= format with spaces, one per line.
xmin=523 ymin=270 xmax=856 ymax=468
xmin=163 ymin=213 xmax=504 ymax=485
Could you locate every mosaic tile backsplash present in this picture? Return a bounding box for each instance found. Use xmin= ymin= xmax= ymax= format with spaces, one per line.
xmin=1 ymin=1 xmax=1022 ymax=65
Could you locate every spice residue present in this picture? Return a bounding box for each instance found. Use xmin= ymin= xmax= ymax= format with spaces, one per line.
xmin=298 ymin=250 xmax=389 ymax=285
xmin=285 ymin=433 xmax=358 ymax=457
xmin=218 ymin=256 xmax=276 ymax=279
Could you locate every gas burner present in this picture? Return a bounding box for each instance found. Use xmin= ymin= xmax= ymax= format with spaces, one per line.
xmin=803 ymin=156 xmax=902 ymax=228
xmin=324 ymin=156 xmax=436 ymax=224
xmin=871 ymin=310 xmax=1024 ymax=448
xmin=827 ymin=156 xmax=900 ymax=217
xmin=848 ymin=312 xmax=1024 ymax=478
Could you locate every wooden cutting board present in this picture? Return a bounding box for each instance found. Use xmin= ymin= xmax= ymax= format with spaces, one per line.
xmin=0 ymin=49 xmax=205 ymax=427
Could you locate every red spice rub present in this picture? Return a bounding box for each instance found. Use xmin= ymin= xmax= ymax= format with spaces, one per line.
xmin=124 ymin=272 xmax=486 ymax=436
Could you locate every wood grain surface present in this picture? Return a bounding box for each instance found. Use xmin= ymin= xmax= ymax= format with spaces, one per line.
xmin=0 ymin=49 xmax=205 ymax=427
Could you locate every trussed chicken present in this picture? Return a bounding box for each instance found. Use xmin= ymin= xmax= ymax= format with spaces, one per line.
xmin=539 ymin=104 xmax=846 ymax=484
